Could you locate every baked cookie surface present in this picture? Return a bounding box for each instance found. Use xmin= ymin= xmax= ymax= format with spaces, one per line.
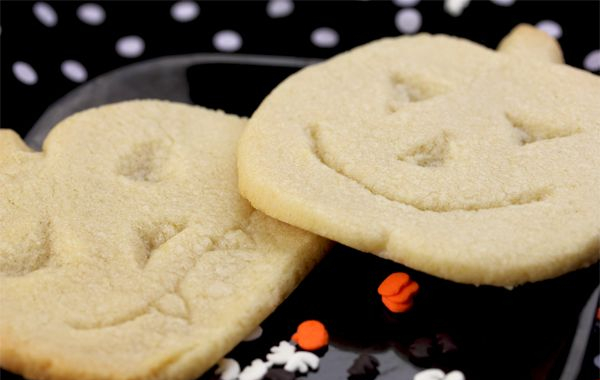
xmin=238 ymin=25 xmax=600 ymax=286
xmin=0 ymin=100 xmax=328 ymax=380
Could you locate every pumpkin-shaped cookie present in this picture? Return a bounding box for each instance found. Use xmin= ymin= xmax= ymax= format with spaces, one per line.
xmin=238 ymin=25 xmax=600 ymax=286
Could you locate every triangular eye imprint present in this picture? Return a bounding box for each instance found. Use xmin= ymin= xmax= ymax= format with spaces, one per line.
xmin=505 ymin=113 xmax=581 ymax=145
xmin=117 ymin=140 xmax=173 ymax=182
xmin=387 ymin=72 xmax=451 ymax=112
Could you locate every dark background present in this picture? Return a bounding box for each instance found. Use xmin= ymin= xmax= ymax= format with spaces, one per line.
xmin=0 ymin=1 xmax=599 ymax=380
xmin=1 ymin=0 xmax=599 ymax=138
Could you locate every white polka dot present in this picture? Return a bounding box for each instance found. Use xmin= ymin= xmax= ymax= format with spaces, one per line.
xmin=12 ymin=62 xmax=38 ymax=85
xmin=116 ymin=36 xmax=145 ymax=58
xmin=266 ymin=0 xmax=294 ymax=18
xmin=395 ymin=8 xmax=422 ymax=34
xmin=535 ymin=20 xmax=562 ymax=39
xmin=393 ymin=0 xmax=420 ymax=6
xmin=77 ymin=3 xmax=106 ymax=26
xmin=583 ymin=50 xmax=600 ymax=72
xmin=311 ymin=27 xmax=339 ymax=48
xmin=213 ymin=30 xmax=243 ymax=52
xmin=489 ymin=0 xmax=515 ymax=6
xmin=33 ymin=2 xmax=57 ymax=27
xmin=61 ymin=60 xmax=88 ymax=83
xmin=170 ymin=1 xmax=200 ymax=23
xmin=444 ymin=0 xmax=471 ymax=16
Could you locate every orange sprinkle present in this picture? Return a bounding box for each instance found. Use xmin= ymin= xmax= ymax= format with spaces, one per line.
xmin=378 ymin=272 xmax=419 ymax=313
xmin=384 ymin=281 xmax=419 ymax=303
xmin=377 ymin=272 xmax=410 ymax=296
xmin=596 ymin=308 xmax=600 ymax=320
xmin=291 ymin=320 xmax=329 ymax=351
xmin=381 ymin=297 xmax=413 ymax=313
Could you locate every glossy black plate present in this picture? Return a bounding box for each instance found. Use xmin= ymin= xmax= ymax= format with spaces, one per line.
xmin=2 ymin=54 xmax=598 ymax=380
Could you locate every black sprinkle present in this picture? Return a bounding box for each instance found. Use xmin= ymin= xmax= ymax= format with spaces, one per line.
xmin=409 ymin=333 xmax=460 ymax=367
xmin=436 ymin=332 xmax=460 ymax=366
xmin=264 ymin=368 xmax=296 ymax=380
xmin=409 ymin=337 xmax=434 ymax=365
xmin=347 ymin=354 xmax=380 ymax=380
xmin=436 ymin=333 xmax=459 ymax=355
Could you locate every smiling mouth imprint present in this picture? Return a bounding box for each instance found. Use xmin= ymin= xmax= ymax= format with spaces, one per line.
xmin=306 ymin=124 xmax=550 ymax=213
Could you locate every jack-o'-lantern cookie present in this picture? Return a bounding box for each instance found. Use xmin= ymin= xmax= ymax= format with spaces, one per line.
xmin=0 ymin=100 xmax=328 ymax=380
xmin=238 ymin=25 xmax=600 ymax=287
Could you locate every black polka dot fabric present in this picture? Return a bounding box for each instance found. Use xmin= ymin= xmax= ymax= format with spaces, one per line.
xmin=1 ymin=2 xmax=599 ymax=380
xmin=1 ymin=0 xmax=599 ymax=135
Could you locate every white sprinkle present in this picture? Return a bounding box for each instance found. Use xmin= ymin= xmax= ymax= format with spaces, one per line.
xmin=215 ymin=358 xmax=240 ymax=380
xmin=33 ymin=2 xmax=57 ymax=27
xmin=61 ymin=60 xmax=88 ymax=83
xmin=266 ymin=341 xmax=297 ymax=365
xmin=595 ymin=353 xmax=600 ymax=368
xmin=243 ymin=326 xmax=263 ymax=342
xmin=213 ymin=30 xmax=243 ymax=52
xmin=444 ymin=0 xmax=471 ymax=16
xmin=583 ymin=50 xmax=600 ymax=72
xmin=116 ymin=35 xmax=145 ymax=58
xmin=413 ymin=368 xmax=465 ymax=380
xmin=536 ymin=20 xmax=562 ymax=39
xmin=445 ymin=371 xmax=466 ymax=380
xmin=393 ymin=0 xmax=421 ymax=6
xmin=77 ymin=3 xmax=105 ymax=25
xmin=395 ymin=8 xmax=422 ymax=34
xmin=12 ymin=61 xmax=38 ymax=85
xmin=311 ymin=27 xmax=339 ymax=48
xmin=239 ymin=359 xmax=269 ymax=380
xmin=170 ymin=1 xmax=200 ymax=23
xmin=266 ymin=0 xmax=294 ymax=18
xmin=414 ymin=368 xmax=445 ymax=380
xmin=489 ymin=0 xmax=515 ymax=6
xmin=283 ymin=351 xmax=320 ymax=374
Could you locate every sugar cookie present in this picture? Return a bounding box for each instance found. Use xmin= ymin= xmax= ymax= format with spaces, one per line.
xmin=0 ymin=100 xmax=328 ymax=380
xmin=238 ymin=25 xmax=600 ymax=286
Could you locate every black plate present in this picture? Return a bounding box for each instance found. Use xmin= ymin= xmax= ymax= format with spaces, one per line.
xmin=3 ymin=54 xmax=599 ymax=380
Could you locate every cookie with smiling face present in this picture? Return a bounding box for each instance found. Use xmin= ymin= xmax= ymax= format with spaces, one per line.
xmin=0 ymin=100 xmax=328 ymax=380
xmin=238 ymin=25 xmax=600 ymax=287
